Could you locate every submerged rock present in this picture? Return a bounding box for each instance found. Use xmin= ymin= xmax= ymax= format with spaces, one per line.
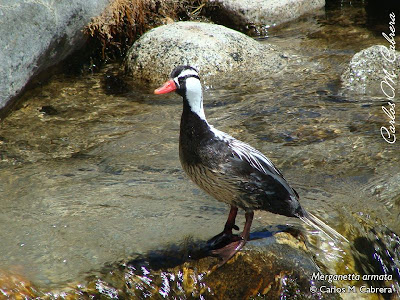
xmin=124 ymin=21 xmax=288 ymax=88
xmin=206 ymin=0 xmax=325 ymax=34
xmin=341 ymin=45 xmax=400 ymax=95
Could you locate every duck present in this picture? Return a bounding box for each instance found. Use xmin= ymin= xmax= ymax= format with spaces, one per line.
xmin=154 ymin=65 xmax=347 ymax=264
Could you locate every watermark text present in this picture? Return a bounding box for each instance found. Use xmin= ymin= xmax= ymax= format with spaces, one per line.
xmin=380 ymin=12 xmax=397 ymax=144
xmin=310 ymin=272 xmax=394 ymax=294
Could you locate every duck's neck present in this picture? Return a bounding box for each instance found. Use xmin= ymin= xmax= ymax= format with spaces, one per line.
xmin=180 ymin=99 xmax=213 ymax=165
xmin=184 ymin=77 xmax=206 ymax=121
xmin=181 ymin=96 xmax=209 ymax=133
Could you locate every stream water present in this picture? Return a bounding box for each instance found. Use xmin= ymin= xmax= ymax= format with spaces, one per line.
xmin=0 ymin=1 xmax=399 ymax=297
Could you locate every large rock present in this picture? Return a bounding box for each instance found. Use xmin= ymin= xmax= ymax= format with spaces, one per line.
xmin=206 ymin=0 xmax=325 ymax=34
xmin=0 ymin=0 xmax=109 ymax=118
xmin=341 ymin=45 xmax=400 ymax=95
xmin=124 ymin=21 xmax=288 ymax=87
xmin=24 ymin=231 xmax=342 ymax=298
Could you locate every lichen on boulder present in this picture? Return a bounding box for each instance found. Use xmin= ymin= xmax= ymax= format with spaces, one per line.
xmin=341 ymin=45 xmax=400 ymax=95
xmin=124 ymin=21 xmax=289 ymax=88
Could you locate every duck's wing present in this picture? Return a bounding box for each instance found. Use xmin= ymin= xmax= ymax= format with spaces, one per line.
xmin=209 ymin=126 xmax=295 ymax=192
xmin=209 ymin=126 xmax=286 ymax=181
xmin=229 ymin=138 xmax=285 ymax=178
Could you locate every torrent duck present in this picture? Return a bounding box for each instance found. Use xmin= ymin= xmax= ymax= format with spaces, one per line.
xmin=154 ymin=65 xmax=347 ymax=264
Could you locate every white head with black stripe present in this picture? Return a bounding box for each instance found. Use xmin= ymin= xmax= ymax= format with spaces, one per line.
xmin=154 ymin=66 xmax=205 ymax=120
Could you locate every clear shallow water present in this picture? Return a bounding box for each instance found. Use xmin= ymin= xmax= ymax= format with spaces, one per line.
xmin=0 ymin=1 xmax=399 ymax=295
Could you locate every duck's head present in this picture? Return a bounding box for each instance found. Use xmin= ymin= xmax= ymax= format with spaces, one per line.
xmin=154 ymin=65 xmax=205 ymax=120
xmin=154 ymin=65 xmax=200 ymax=96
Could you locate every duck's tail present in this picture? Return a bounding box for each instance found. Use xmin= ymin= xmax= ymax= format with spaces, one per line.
xmin=298 ymin=210 xmax=349 ymax=243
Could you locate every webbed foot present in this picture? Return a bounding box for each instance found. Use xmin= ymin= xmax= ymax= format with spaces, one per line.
xmin=208 ymin=210 xmax=254 ymax=266
xmin=207 ymin=229 xmax=241 ymax=249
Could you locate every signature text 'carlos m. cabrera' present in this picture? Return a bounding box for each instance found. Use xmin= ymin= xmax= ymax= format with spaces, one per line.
xmin=380 ymin=12 xmax=397 ymax=144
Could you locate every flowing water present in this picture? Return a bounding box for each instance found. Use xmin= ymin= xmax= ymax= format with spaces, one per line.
xmin=0 ymin=1 xmax=399 ymax=297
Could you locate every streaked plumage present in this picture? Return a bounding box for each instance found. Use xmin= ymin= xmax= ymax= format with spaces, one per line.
xmin=155 ymin=65 xmax=347 ymax=263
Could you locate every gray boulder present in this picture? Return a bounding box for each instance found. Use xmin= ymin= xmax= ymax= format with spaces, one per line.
xmin=206 ymin=0 xmax=325 ymax=33
xmin=124 ymin=21 xmax=288 ymax=87
xmin=341 ymin=45 xmax=400 ymax=95
xmin=0 ymin=0 xmax=109 ymax=117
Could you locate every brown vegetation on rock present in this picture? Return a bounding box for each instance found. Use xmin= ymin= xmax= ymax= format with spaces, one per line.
xmin=85 ymin=0 xmax=209 ymax=60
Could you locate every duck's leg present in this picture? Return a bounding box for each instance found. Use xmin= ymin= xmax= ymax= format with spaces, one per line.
xmin=207 ymin=205 xmax=239 ymax=248
xmin=224 ymin=205 xmax=239 ymax=232
xmin=210 ymin=210 xmax=254 ymax=265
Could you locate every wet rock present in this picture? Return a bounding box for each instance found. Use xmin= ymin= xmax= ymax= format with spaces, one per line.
xmin=56 ymin=231 xmax=341 ymax=299
xmin=352 ymin=224 xmax=400 ymax=294
xmin=341 ymin=45 xmax=400 ymax=95
xmin=206 ymin=0 xmax=325 ymax=34
xmin=202 ymin=233 xmax=338 ymax=299
xmin=0 ymin=269 xmax=38 ymax=298
xmin=0 ymin=0 xmax=109 ymax=117
xmin=124 ymin=21 xmax=288 ymax=88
